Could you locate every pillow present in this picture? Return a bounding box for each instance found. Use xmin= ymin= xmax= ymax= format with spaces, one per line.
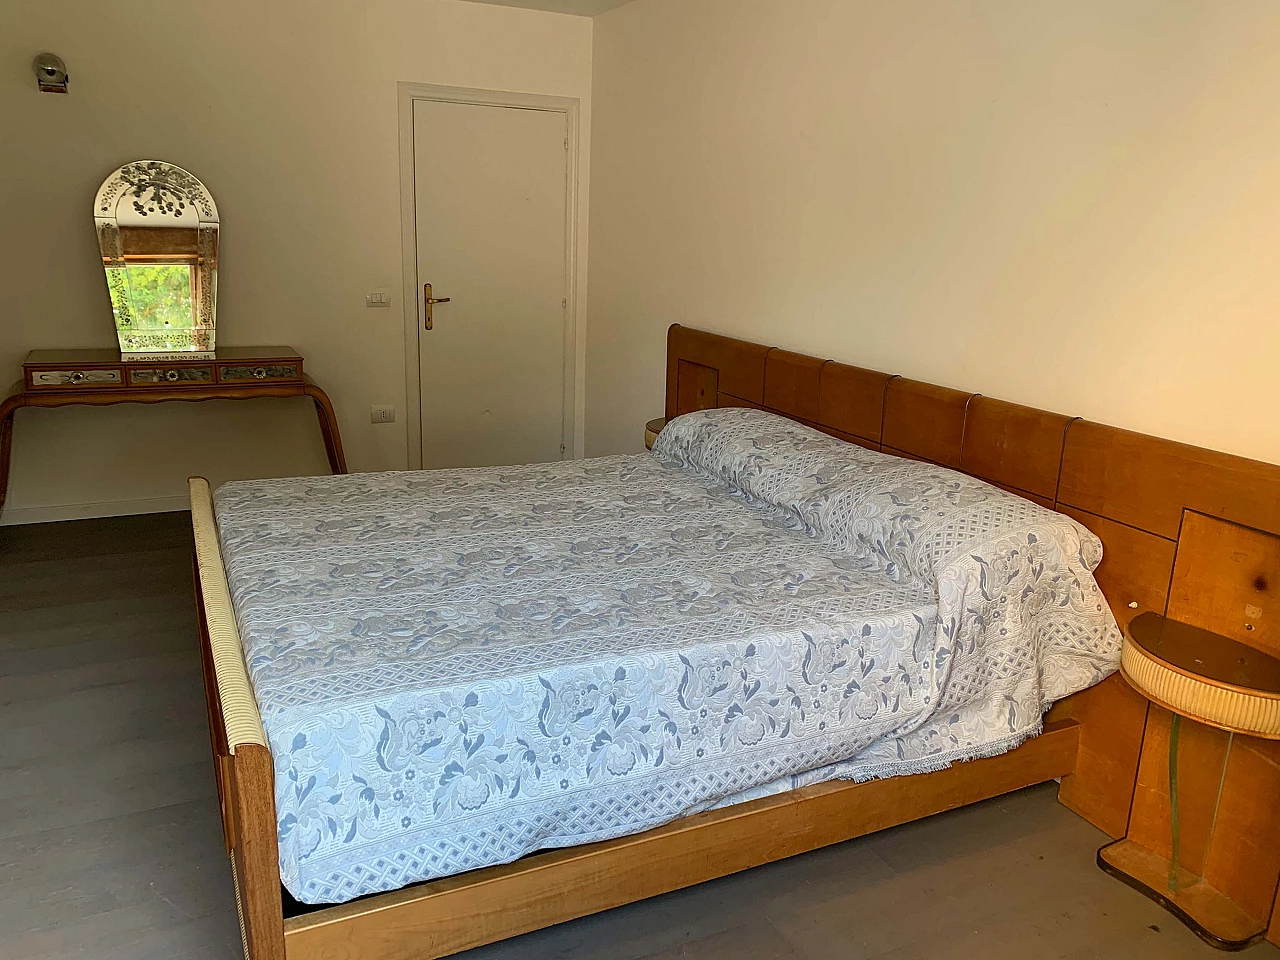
xmin=653 ymin=407 xmax=1104 ymax=587
xmin=654 ymin=407 xmax=1120 ymax=710
xmin=652 ymin=407 xmax=884 ymax=537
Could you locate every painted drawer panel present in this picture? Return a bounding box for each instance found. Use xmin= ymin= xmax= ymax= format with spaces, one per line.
xmin=28 ymin=368 xmax=123 ymax=389
xmin=128 ymin=366 xmax=215 ymax=386
xmin=218 ymin=363 xmax=301 ymax=383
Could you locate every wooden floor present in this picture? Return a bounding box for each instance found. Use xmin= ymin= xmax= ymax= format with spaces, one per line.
xmin=2 ymin=513 xmax=1277 ymax=960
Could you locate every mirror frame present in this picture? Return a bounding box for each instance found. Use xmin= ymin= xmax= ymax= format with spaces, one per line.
xmin=94 ymin=160 xmax=219 ymax=358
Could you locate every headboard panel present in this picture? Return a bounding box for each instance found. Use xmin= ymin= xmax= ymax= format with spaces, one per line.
xmin=1059 ymin=419 xmax=1280 ymax=540
xmin=960 ymin=398 xmax=1073 ymax=508
xmin=665 ymin=326 xmax=768 ymax=418
xmin=816 ymin=361 xmax=893 ymax=448
xmin=881 ymin=379 xmax=974 ymax=467
xmin=1055 ymin=419 xmax=1280 ymax=639
xmin=1168 ymin=511 xmax=1280 ymax=660
xmin=1056 ymin=506 xmax=1178 ymax=629
xmin=763 ymin=349 xmax=824 ymax=422
xmin=674 ymin=360 xmax=718 ymax=415
xmin=716 ymin=393 xmax=763 ymax=411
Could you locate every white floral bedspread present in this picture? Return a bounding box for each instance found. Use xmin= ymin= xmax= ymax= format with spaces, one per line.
xmin=213 ymin=408 xmax=1120 ymax=904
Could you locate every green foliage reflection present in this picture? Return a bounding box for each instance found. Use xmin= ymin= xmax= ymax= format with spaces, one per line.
xmin=123 ymin=264 xmax=194 ymax=329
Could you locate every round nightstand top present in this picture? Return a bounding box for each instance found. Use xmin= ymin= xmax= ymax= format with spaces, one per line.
xmin=1120 ymin=612 xmax=1280 ymax=738
xmin=644 ymin=417 xmax=667 ymax=451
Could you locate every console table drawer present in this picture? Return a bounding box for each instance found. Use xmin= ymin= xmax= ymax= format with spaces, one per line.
xmin=217 ymin=362 xmax=301 ymax=383
xmin=28 ymin=368 xmax=124 ymax=389
xmin=128 ymin=365 xmax=215 ymax=387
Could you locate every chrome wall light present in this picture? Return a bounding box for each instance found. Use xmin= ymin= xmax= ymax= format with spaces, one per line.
xmin=33 ymin=52 xmax=69 ymax=93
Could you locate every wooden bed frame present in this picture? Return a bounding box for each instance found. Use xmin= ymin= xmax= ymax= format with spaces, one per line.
xmin=191 ymin=324 xmax=1280 ymax=959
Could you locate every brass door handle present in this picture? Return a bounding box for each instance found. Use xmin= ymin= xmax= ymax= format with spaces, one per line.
xmin=423 ymin=283 xmax=451 ymax=330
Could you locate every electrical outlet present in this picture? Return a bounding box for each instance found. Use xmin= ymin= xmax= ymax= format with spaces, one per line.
xmin=365 ymin=292 xmax=391 ymax=308
xmin=370 ymin=405 xmax=396 ymax=424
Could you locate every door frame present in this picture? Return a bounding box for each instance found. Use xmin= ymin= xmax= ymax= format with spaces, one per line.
xmin=397 ymin=82 xmax=583 ymax=470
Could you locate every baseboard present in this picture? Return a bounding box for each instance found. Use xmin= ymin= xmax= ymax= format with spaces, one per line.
xmin=0 ymin=495 xmax=190 ymax=526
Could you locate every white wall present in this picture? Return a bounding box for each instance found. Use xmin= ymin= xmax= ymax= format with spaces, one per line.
xmin=586 ymin=0 xmax=1280 ymax=466
xmin=0 ymin=0 xmax=591 ymax=524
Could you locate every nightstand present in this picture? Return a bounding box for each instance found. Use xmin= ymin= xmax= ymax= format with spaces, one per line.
xmin=1099 ymin=612 xmax=1280 ymax=950
xmin=644 ymin=417 xmax=667 ymax=451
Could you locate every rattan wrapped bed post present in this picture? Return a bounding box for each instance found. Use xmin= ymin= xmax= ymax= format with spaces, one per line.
xmin=189 ymin=477 xmax=284 ymax=960
xmin=189 ymin=476 xmax=267 ymax=752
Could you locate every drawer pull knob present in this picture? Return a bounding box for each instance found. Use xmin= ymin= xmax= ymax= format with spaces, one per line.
xmin=252 ymin=367 xmax=267 ymax=379
xmin=166 ymin=370 xmax=180 ymax=381
xmin=70 ymin=371 xmax=85 ymax=383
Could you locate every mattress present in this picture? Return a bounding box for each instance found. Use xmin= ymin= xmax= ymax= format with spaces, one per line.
xmin=213 ymin=408 xmax=1122 ymax=904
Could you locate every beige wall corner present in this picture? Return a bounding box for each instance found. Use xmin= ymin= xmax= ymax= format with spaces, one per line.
xmin=586 ymin=0 xmax=1280 ymax=464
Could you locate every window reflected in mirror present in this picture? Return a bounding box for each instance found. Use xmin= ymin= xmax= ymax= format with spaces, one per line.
xmin=112 ymin=263 xmax=196 ymax=328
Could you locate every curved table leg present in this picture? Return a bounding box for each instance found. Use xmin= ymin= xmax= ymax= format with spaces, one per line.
xmin=0 ymin=387 xmax=24 ymax=517
xmin=303 ymin=382 xmax=347 ymax=475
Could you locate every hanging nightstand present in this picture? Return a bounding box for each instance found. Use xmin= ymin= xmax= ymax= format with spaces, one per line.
xmin=644 ymin=417 xmax=667 ymax=451
xmin=1099 ymin=612 xmax=1280 ymax=950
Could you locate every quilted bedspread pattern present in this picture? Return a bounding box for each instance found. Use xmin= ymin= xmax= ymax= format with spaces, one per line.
xmin=213 ymin=409 xmax=1120 ymax=904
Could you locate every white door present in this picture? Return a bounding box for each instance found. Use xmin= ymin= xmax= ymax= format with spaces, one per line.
xmin=413 ymin=98 xmax=569 ymax=469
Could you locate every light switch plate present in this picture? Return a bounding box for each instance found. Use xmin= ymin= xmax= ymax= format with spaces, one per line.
xmin=370 ymin=405 xmax=396 ymax=424
xmin=365 ymin=292 xmax=391 ymax=308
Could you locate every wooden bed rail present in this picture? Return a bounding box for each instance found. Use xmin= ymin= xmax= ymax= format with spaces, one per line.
xmin=282 ymin=720 xmax=1081 ymax=960
xmin=190 ymin=477 xmax=286 ymax=960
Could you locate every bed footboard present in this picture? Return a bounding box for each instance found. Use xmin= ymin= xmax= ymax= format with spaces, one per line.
xmin=190 ymin=477 xmax=286 ymax=960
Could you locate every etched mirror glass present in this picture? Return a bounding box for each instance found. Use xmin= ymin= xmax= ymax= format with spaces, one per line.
xmin=94 ymin=161 xmax=218 ymax=358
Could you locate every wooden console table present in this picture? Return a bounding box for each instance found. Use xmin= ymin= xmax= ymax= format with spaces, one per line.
xmin=0 ymin=346 xmax=346 ymax=515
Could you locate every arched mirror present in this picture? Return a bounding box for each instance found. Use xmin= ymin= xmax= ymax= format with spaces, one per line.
xmin=94 ymin=160 xmax=218 ymax=358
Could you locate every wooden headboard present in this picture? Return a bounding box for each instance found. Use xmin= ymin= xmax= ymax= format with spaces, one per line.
xmin=665 ymin=324 xmax=1280 ymax=839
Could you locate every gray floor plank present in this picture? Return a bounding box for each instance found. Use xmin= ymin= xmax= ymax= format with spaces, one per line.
xmin=0 ymin=512 xmax=191 ymax=566
xmin=636 ymin=920 xmax=808 ymax=960
xmin=0 ymin=649 xmax=201 ymax=704
xmin=2 ymin=512 xmax=1278 ymax=960
xmin=0 ymin=593 xmax=194 ymax=637
xmin=0 ymin=545 xmax=192 ymax=599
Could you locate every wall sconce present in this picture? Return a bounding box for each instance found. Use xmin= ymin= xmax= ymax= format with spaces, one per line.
xmin=33 ymin=53 xmax=69 ymax=94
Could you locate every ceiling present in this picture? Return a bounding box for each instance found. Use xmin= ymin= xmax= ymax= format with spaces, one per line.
xmin=461 ymin=0 xmax=635 ymax=15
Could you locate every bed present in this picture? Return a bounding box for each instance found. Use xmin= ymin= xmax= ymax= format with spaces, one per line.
xmin=193 ymin=325 xmax=1280 ymax=960
xmin=212 ymin=406 xmax=1118 ymax=905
